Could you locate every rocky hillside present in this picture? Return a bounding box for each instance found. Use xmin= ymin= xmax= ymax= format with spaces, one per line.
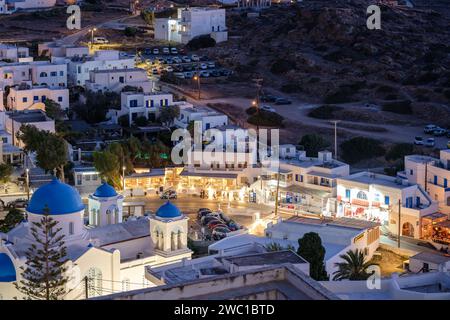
xmin=204 ymin=0 xmax=450 ymax=126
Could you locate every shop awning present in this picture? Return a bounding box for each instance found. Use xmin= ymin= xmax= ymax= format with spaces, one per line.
xmin=280 ymin=185 xmax=330 ymax=198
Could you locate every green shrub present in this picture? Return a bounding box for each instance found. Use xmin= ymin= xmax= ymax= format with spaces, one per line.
xmin=340 ymin=137 xmax=385 ymax=164
xmin=186 ymin=35 xmax=216 ymax=50
xmin=385 ymin=143 xmax=414 ymax=161
xmin=381 ymin=100 xmax=412 ymax=114
xmin=308 ymin=105 xmax=342 ymax=119
xmin=299 ymin=134 xmax=330 ymax=157
xmin=124 ymin=27 xmax=138 ymax=37
xmin=247 ymin=110 xmax=284 ymax=127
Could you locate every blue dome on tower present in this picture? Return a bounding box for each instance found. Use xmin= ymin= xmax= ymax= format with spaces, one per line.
xmin=155 ymin=201 xmax=182 ymax=218
xmin=94 ymin=182 xmax=118 ymax=198
xmin=0 ymin=253 xmax=16 ymax=282
xmin=27 ymin=178 xmax=85 ymax=215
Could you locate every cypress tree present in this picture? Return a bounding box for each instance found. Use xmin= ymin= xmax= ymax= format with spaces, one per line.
xmin=15 ymin=206 xmax=69 ymax=300
xmin=297 ymin=232 xmax=329 ymax=281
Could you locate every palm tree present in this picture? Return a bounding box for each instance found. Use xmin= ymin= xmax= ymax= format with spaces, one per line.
xmin=332 ymin=249 xmax=378 ymax=281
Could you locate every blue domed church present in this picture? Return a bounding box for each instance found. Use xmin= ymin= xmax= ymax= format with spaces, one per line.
xmin=0 ymin=179 xmax=191 ymax=300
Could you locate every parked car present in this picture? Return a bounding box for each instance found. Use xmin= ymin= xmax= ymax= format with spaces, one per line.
xmin=173 ymin=72 xmax=185 ymax=79
xmin=414 ymin=136 xmax=424 ymax=145
xmin=260 ymin=105 xmax=276 ymax=113
xmin=93 ymin=37 xmax=109 ymax=44
xmin=197 ymin=208 xmax=212 ymax=219
xmin=275 ymin=97 xmax=292 ymax=105
xmin=207 ymin=62 xmax=215 ymax=68
xmin=191 ymin=54 xmax=200 ymax=61
xmin=446 ymin=130 xmax=450 ymax=138
xmin=182 ymin=56 xmax=191 ymax=63
xmin=184 ymin=71 xmax=194 ymax=79
xmin=220 ymin=70 xmax=231 ymax=77
xmin=200 ymin=63 xmax=208 ymax=70
xmin=173 ymin=57 xmax=182 ymax=64
xmin=165 ymin=58 xmax=173 ymax=64
xmin=144 ymin=48 xmax=152 ymax=55
xmin=201 ymin=216 xmax=221 ymax=226
xmin=424 ymin=138 xmax=435 ymax=147
xmin=183 ymin=64 xmax=193 ymax=71
xmin=200 ymin=55 xmax=209 ymax=61
xmin=153 ymin=48 xmax=160 ymax=55
xmin=164 ymin=66 xmax=174 ymax=72
xmin=424 ymin=124 xmax=437 ymax=134
xmin=260 ymin=94 xmax=277 ymax=103
xmin=7 ymin=198 xmax=28 ymax=209
xmin=152 ymin=68 xmax=159 ymax=75
xmin=433 ymin=127 xmax=447 ymax=137
xmin=162 ymin=47 xmax=170 ymax=54
xmin=199 ymin=71 xmax=210 ymax=78
xmin=170 ymin=47 xmax=178 ymax=54
xmin=210 ymin=70 xmax=221 ymax=77
xmin=160 ymin=190 xmax=177 ymax=199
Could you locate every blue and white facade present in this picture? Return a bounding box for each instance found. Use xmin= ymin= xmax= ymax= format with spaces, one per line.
xmin=0 ymin=178 xmax=191 ymax=300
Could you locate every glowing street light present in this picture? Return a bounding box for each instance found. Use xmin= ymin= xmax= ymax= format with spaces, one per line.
xmin=25 ymin=168 xmax=30 ymax=201
xmin=193 ymin=74 xmax=201 ymax=100
xmin=122 ymin=165 xmax=126 ymax=191
xmin=88 ymin=27 xmax=97 ymax=48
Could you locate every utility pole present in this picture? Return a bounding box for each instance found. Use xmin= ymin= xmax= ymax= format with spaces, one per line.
xmin=398 ymin=199 xmax=401 ymax=248
xmin=424 ymin=160 xmax=428 ymax=192
xmin=274 ymin=167 xmax=281 ymax=218
xmin=252 ymin=78 xmax=263 ymax=165
xmin=25 ymin=168 xmax=30 ymax=201
xmin=331 ymin=120 xmax=340 ymax=160
xmin=193 ymin=62 xmax=201 ymax=100
xmin=84 ymin=276 xmax=89 ymax=300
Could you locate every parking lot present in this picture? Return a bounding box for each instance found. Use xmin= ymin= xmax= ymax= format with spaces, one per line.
xmin=138 ymin=47 xmax=232 ymax=80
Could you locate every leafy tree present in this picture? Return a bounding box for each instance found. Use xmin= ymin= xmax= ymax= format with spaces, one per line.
xmin=0 ymin=208 xmax=24 ymax=233
xmin=0 ymin=163 xmax=13 ymax=183
xmin=15 ymin=207 xmax=69 ymax=300
xmin=186 ymin=35 xmax=216 ymax=50
xmin=340 ymin=137 xmax=385 ymax=164
xmin=134 ymin=116 xmax=149 ymax=127
xmin=297 ymin=232 xmax=329 ymax=280
xmin=17 ymin=125 xmax=68 ymax=180
xmin=73 ymin=91 xmax=120 ymax=124
xmin=265 ymin=242 xmax=295 ymax=252
xmin=44 ymin=99 xmax=64 ymax=121
xmin=332 ymin=249 xmax=378 ymax=281
xmin=299 ymin=134 xmax=330 ymax=157
xmin=124 ymin=27 xmax=138 ymax=37
xmin=385 ymin=143 xmax=414 ymax=162
xmin=158 ymin=105 xmax=180 ymax=126
xmin=93 ymin=150 xmax=121 ymax=189
xmin=141 ymin=9 xmax=155 ymax=25
xmin=307 ymin=105 xmax=342 ymax=120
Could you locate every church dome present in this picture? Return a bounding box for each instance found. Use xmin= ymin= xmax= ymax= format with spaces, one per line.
xmin=155 ymin=201 xmax=182 ymax=218
xmin=27 ymin=178 xmax=85 ymax=215
xmin=0 ymin=253 xmax=16 ymax=282
xmin=93 ymin=182 xmax=118 ymax=198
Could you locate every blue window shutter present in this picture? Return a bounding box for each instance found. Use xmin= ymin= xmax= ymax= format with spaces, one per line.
xmin=384 ymin=196 xmax=390 ymax=205
xmin=345 ymin=189 xmax=350 ymax=199
xmin=445 ymin=179 xmax=448 ymax=188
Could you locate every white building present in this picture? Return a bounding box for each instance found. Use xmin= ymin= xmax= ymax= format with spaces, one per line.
xmin=0 ymin=179 xmax=192 ymax=300
xmin=0 ymin=60 xmax=67 ymax=90
xmin=250 ymin=150 xmax=350 ymax=216
xmin=3 ymin=109 xmax=55 ymax=148
xmin=264 ymin=216 xmax=380 ymax=277
xmin=67 ymin=50 xmax=135 ymax=86
xmin=336 ymin=171 xmax=437 ymax=239
xmin=401 ymin=151 xmax=450 ymax=215
xmin=112 ymin=91 xmax=176 ymax=125
xmin=175 ymin=105 xmax=228 ymax=131
xmin=0 ymin=0 xmax=56 ymax=14
xmin=155 ymin=7 xmax=227 ymax=44
xmin=38 ymin=42 xmax=89 ymax=59
xmin=85 ymin=68 xmax=153 ymax=93
xmin=0 ymin=43 xmax=30 ymax=62
xmin=6 ymin=85 xmax=69 ymax=111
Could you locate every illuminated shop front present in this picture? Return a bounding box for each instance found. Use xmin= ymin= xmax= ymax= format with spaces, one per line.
xmin=422 ymin=212 xmax=450 ymax=244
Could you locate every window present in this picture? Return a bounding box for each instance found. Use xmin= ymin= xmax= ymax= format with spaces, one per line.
xmin=410 ymin=169 xmax=413 ymax=175
xmin=58 ymin=96 xmax=63 ymax=102
xmin=444 ymin=178 xmax=448 ymax=188
xmin=385 ymin=196 xmax=390 ymax=205
xmin=33 ymin=96 xmax=39 ymax=101
xmin=69 ymin=222 xmax=74 ymax=235
xmin=22 ymin=97 xmax=27 ymax=103
xmin=59 ymin=71 xmax=64 ymax=76
xmin=357 ymin=191 xmax=367 ymax=200
xmin=130 ymin=99 xmax=138 ymax=108
xmin=434 ymin=175 xmax=438 ymax=185
xmin=85 ymin=175 xmax=91 ymax=181
xmin=164 ymin=99 xmax=168 ymax=106
xmin=50 ymin=71 xmax=57 ymax=77
xmin=345 ymin=189 xmax=351 ymax=199
xmin=40 ymin=72 xmax=48 ymax=77
xmin=41 ymin=96 xmax=46 ymax=102
xmin=92 ymin=174 xmax=98 ymax=181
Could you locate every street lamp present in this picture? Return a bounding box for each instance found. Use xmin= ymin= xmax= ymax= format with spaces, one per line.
xmin=122 ymin=165 xmax=126 ymax=191
xmin=193 ymin=75 xmax=201 ymax=100
xmin=88 ymin=27 xmax=97 ymax=48
xmin=25 ymin=168 xmax=30 ymax=201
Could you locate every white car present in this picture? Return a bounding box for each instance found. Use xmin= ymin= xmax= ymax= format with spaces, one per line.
xmin=260 ymin=105 xmax=276 ymax=113
xmin=164 ymin=66 xmax=174 ymax=72
xmin=173 ymin=72 xmax=185 ymax=79
xmin=173 ymin=57 xmax=182 ymax=63
xmin=424 ymin=138 xmax=435 ymax=147
xmin=93 ymin=37 xmax=109 ymax=44
xmin=199 ymin=71 xmax=210 ymax=77
xmin=182 ymin=56 xmax=191 ymax=63
xmin=414 ymin=136 xmax=424 ymax=145
xmin=152 ymin=48 xmax=160 ymax=55
xmin=184 ymin=71 xmax=194 ymax=79
xmin=200 ymin=63 xmax=208 ymax=70
xmin=207 ymin=62 xmax=215 ymax=68
xmin=191 ymin=54 xmax=200 ymax=62
xmin=163 ymin=47 xmax=170 ymax=54
xmin=170 ymin=48 xmax=178 ymax=54
xmin=424 ymin=124 xmax=437 ymax=134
